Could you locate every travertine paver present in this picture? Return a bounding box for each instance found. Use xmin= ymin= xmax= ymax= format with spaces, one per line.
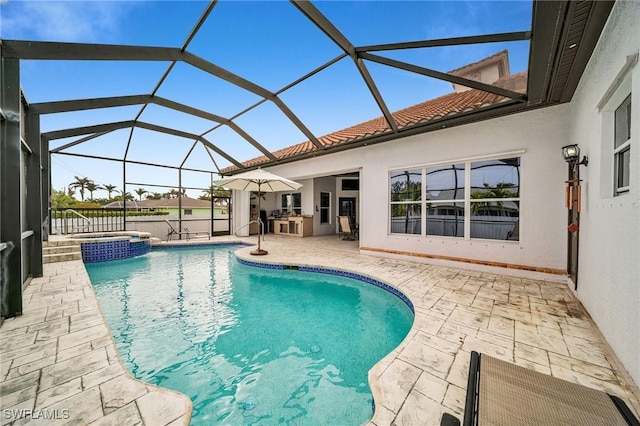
xmin=2 ymin=234 xmax=639 ymax=426
xmin=0 ymin=260 xmax=192 ymax=426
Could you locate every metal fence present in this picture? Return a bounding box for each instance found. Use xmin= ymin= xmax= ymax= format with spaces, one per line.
xmin=50 ymin=207 xmax=232 ymax=239
xmin=128 ymin=216 xmax=231 ymax=240
xmin=50 ymin=208 xmax=124 ymax=234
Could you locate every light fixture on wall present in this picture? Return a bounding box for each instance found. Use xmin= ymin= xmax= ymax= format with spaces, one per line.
xmin=563 ymin=144 xmax=586 ymax=215
xmin=561 ymin=144 xmax=588 ymax=166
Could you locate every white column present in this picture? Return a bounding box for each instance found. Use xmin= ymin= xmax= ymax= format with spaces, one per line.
xmin=232 ymin=190 xmax=251 ymax=236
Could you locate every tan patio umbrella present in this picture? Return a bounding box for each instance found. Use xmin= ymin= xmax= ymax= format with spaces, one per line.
xmin=214 ymin=168 xmax=303 ymax=255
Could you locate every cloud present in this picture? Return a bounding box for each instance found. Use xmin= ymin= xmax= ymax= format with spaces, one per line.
xmin=1 ymin=1 xmax=134 ymax=42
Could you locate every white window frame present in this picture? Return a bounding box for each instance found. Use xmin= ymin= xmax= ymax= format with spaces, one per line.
xmin=425 ymin=164 xmax=465 ymax=238
xmin=598 ymin=52 xmax=637 ymax=198
xmin=281 ymin=192 xmax=301 ymax=214
xmin=614 ymin=94 xmax=631 ymax=195
xmin=389 ymin=151 xmax=523 ymax=241
xmin=389 ymin=169 xmax=423 ymax=236
xmin=320 ymin=191 xmax=331 ymax=224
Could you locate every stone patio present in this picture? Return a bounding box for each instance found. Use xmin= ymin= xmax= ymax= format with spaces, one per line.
xmin=0 ymin=261 xmax=192 ymax=426
xmin=1 ymin=234 xmax=638 ymax=425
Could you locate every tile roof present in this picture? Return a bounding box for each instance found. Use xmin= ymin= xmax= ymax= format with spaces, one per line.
xmin=220 ymin=71 xmax=527 ymax=174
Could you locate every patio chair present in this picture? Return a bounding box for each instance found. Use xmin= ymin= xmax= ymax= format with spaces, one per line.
xmin=441 ymin=351 xmax=640 ymax=426
xmin=165 ymin=220 xmax=210 ymax=241
xmin=338 ymin=216 xmax=358 ymax=240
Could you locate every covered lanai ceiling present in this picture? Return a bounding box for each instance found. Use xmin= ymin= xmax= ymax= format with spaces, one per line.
xmin=1 ymin=0 xmax=614 ymax=186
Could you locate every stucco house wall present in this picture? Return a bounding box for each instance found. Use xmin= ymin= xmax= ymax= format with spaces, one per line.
xmin=566 ymin=0 xmax=640 ymax=386
xmin=269 ymin=104 xmax=569 ymax=272
xmin=298 ymin=179 xmax=314 ymax=216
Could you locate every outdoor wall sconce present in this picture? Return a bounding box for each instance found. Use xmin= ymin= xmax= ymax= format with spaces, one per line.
xmin=563 ymin=144 xmax=586 ymax=215
xmin=561 ymin=144 xmax=588 ymax=166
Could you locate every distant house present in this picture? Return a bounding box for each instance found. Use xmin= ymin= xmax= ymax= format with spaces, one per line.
xmin=139 ymin=196 xmax=227 ymax=217
xmin=102 ymin=200 xmax=150 ymax=211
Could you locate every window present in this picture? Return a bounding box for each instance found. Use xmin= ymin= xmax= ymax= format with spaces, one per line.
xmin=390 ymin=156 xmax=520 ymax=240
xmin=320 ymin=192 xmax=330 ymax=223
xmin=470 ymin=158 xmax=520 ymax=240
xmin=184 ymin=209 xmax=193 ymax=215
xmin=390 ymin=169 xmax=421 ymax=234
xmin=281 ymin=193 xmax=301 ymax=214
xmin=614 ymin=94 xmax=631 ymax=195
xmin=426 ymin=164 xmax=464 ymax=237
xmin=341 ymin=179 xmax=359 ymax=191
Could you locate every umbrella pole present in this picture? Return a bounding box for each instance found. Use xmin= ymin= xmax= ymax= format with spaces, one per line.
xmin=251 ymin=181 xmax=268 ymax=255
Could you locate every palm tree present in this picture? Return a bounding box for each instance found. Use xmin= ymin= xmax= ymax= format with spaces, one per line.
xmin=103 ymin=184 xmax=117 ymax=200
xmin=134 ymin=187 xmax=148 ymax=201
xmin=200 ymin=184 xmax=230 ymax=201
xmin=124 ymin=192 xmax=134 ymax=201
xmin=147 ymin=192 xmax=163 ymax=200
xmin=470 ymin=182 xmax=517 ymax=215
xmin=69 ymin=176 xmax=91 ymax=201
xmin=163 ymin=189 xmax=178 ymax=199
xmin=86 ymin=181 xmax=100 ymax=201
xmin=114 ymin=191 xmax=135 ymax=202
xmin=163 ymin=188 xmax=186 ymax=199
xmin=66 ymin=186 xmax=76 ymax=199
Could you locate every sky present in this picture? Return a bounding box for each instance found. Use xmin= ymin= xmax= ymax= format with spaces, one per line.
xmin=0 ymin=0 xmax=533 ymax=199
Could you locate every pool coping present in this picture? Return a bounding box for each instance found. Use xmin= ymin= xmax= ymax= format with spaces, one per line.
xmin=66 ymin=231 xmax=152 ymax=243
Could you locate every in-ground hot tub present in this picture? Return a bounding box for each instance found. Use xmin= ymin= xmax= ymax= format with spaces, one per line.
xmin=68 ymin=231 xmax=152 ymax=263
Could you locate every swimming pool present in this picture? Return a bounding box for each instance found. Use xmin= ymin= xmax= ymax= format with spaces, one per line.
xmin=86 ymin=245 xmax=414 ymax=425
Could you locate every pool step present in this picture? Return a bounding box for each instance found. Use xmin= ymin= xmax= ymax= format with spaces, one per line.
xmin=43 ymin=245 xmax=79 ymax=255
xmin=43 ymin=241 xmax=82 ymax=263
xmin=44 ymin=239 xmax=80 ymax=247
xmin=43 ymin=252 xmax=83 ymax=263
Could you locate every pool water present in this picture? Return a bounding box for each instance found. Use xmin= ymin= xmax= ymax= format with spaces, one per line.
xmin=86 ymin=245 xmax=414 ymax=425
